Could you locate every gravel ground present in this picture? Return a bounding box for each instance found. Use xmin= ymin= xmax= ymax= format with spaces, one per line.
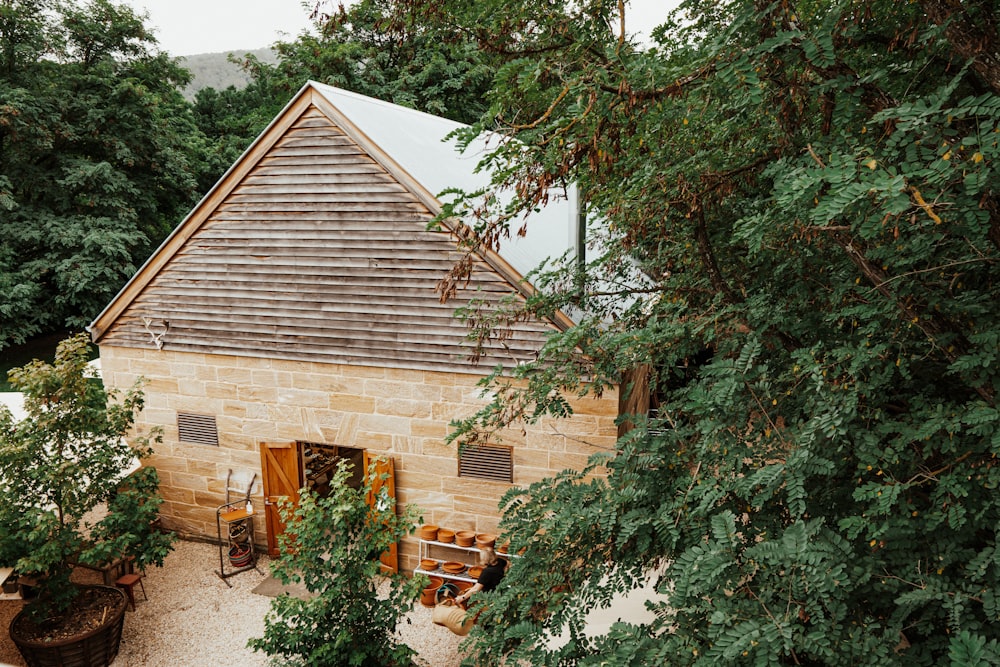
xmin=0 ymin=540 xmax=466 ymax=667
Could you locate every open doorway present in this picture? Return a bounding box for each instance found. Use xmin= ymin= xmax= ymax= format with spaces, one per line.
xmin=258 ymin=441 xmax=397 ymax=571
xmin=302 ymin=442 xmax=365 ymax=497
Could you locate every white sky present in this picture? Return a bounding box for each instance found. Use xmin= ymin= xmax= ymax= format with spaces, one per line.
xmin=120 ymin=0 xmax=680 ymax=57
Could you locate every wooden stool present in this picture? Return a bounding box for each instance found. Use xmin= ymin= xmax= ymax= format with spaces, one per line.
xmin=115 ymin=573 xmax=147 ymax=611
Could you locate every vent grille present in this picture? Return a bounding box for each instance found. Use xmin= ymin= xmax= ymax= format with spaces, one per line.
xmin=177 ymin=412 xmax=219 ymax=446
xmin=458 ymin=444 xmax=513 ymax=483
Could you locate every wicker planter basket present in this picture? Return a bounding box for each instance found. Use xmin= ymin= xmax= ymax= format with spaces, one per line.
xmin=10 ymin=585 xmax=127 ymax=667
xmin=229 ymin=543 xmax=253 ymax=568
xmin=228 ymin=521 xmax=249 ymax=544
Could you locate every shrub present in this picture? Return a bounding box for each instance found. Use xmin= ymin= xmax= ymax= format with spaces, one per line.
xmin=249 ymin=459 xmax=424 ymax=667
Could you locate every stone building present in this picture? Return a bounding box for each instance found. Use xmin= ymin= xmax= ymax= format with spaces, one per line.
xmin=89 ymin=82 xmax=619 ymax=572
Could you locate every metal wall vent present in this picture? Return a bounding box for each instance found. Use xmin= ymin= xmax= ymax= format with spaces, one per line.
xmin=177 ymin=412 xmax=219 ymax=446
xmin=458 ymin=444 xmax=513 ymax=483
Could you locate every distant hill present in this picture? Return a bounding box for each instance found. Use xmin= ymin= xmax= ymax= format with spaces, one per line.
xmin=178 ymin=48 xmax=278 ymax=99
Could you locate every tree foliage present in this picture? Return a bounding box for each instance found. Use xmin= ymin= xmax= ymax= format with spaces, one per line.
xmin=419 ymin=0 xmax=1000 ymax=664
xmin=190 ymin=80 xmax=285 ymax=192
xmin=269 ymin=0 xmax=496 ymax=124
xmin=0 ymin=332 xmax=174 ymax=614
xmin=192 ymin=0 xmax=497 ymax=163
xmin=0 ymin=0 xmax=205 ymax=349
xmin=248 ymin=460 xmax=424 ymax=667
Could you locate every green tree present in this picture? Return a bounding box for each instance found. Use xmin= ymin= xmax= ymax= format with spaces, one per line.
xmin=0 ymin=0 xmax=205 ymax=349
xmin=0 ymin=332 xmax=174 ymax=615
xmin=191 ymin=80 xmax=286 ymax=192
xmin=191 ymin=0 xmax=498 ymax=164
xmin=424 ymin=0 xmax=1000 ymax=664
xmin=268 ymin=0 xmax=496 ymax=124
xmin=187 ymin=0 xmax=501 ymax=216
xmin=248 ymin=459 xmax=424 ymax=667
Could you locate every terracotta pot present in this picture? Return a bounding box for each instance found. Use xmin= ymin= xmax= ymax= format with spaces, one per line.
xmin=419 ymin=559 xmax=439 ymax=571
xmin=419 ymin=524 xmax=439 ymax=541
xmin=468 ymin=565 xmax=483 ymax=580
xmin=455 ymin=530 xmax=476 ymax=547
xmin=420 ymin=576 xmax=444 ymax=607
xmin=475 ymin=533 xmax=497 ymax=549
xmin=11 ymin=585 xmax=127 ymax=667
xmin=441 ymin=561 xmax=467 ymax=574
xmin=497 ymin=542 xmax=509 ymax=554
xmin=437 ymin=529 xmax=455 ymax=543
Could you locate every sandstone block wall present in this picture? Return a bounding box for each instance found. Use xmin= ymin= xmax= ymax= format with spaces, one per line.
xmin=99 ymin=345 xmax=619 ymax=572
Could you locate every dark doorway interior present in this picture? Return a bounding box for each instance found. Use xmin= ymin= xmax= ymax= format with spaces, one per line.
xmin=301 ymin=442 xmax=364 ymax=497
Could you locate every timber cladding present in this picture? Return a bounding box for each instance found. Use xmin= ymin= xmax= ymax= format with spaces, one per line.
xmin=97 ymin=104 xmax=554 ymax=374
xmin=99 ymin=345 xmax=618 ymax=572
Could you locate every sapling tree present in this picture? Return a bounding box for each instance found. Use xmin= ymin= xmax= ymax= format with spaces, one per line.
xmin=249 ymin=459 xmax=424 ymax=667
xmin=0 ymin=332 xmax=174 ymax=615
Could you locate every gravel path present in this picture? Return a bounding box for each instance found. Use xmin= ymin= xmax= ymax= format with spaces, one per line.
xmin=0 ymin=540 xmax=466 ymax=667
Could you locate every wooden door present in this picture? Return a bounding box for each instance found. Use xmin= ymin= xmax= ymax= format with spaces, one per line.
xmin=260 ymin=441 xmax=302 ymax=557
xmin=363 ymin=451 xmax=398 ymax=573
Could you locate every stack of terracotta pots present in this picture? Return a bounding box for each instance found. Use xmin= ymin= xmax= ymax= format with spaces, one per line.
xmin=422 ymin=525 xmax=499 ymax=547
xmin=442 ymin=561 xmax=467 ymax=575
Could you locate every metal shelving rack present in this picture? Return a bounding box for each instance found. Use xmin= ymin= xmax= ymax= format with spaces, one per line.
xmin=414 ymin=539 xmax=517 ymax=583
xmin=215 ymin=470 xmax=260 ymax=586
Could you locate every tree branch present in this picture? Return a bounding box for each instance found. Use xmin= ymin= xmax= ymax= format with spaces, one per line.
xmin=832 ymin=231 xmax=995 ymax=405
xmin=920 ymin=0 xmax=1000 ymax=95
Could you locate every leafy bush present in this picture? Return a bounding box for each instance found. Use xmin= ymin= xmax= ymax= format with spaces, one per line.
xmin=249 ymin=459 xmax=424 ymax=667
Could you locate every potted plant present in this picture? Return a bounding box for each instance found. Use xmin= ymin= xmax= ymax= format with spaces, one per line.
xmin=0 ymin=333 xmax=175 ymax=667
